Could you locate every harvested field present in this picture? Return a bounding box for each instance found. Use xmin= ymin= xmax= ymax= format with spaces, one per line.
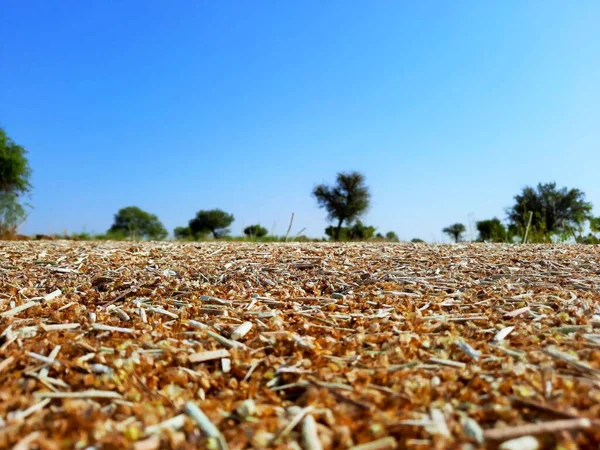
xmin=1 ymin=241 xmax=600 ymax=449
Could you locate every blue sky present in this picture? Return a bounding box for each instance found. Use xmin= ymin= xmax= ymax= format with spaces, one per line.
xmin=2 ymin=1 xmax=599 ymax=241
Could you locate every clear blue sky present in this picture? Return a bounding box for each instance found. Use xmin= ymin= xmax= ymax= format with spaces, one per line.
xmin=2 ymin=1 xmax=599 ymax=241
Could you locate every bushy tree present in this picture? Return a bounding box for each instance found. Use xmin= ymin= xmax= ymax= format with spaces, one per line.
xmin=507 ymin=182 xmax=592 ymax=241
xmin=324 ymin=220 xmax=375 ymax=241
xmin=385 ymin=231 xmax=399 ymax=242
xmin=0 ymin=128 xmax=32 ymax=235
xmin=578 ymin=217 xmax=600 ymax=244
xmin=348 ymin=220 xmax=375 ymax=240
xmin=109 ymin=206 xmax=168 ymax=240
xmin=590 ymin=217 xmax=600 ymax=234
xmin=476 ymin=217 xmax=507 ymax=242
xmin=174 ymin=226 xmax=195 ymax=240
xmin=189 ymin=209 xmax=234 ymax=239
xmin=411 ymin=238 xmax=425 ymax=243
xmin=325 ymin=226 xmax=349 ymax=241
xmin=0 ymin=194 xmax=27 ymax=236
xmin=576 ymin=234 xmax=599 ymax=244
xmin=443 ymin=223 xmax=466 ymax=243
xmin=313 ymin=171 xmax=370 ymax=241
xmin=244 ymin=224 xmax=268 ymax=238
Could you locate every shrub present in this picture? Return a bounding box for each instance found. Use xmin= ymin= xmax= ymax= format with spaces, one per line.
xmin=244 ymin=224 xmax=268 ymax=238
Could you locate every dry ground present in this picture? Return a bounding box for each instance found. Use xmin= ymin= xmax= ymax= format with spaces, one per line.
xmin=1 ymin=241 xmax=600 ymax=449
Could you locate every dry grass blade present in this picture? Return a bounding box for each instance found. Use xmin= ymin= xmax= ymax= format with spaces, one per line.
xmin=483 ymin=418 xmax=592 ymax=440
xmin=0 ymin=356 xmax=15 ymax=373
xmin=41 ymin=323 xmax=80 ymax=331
xmin=35 ymin=390 xmax=122 ymax=399
xmin=189 ymin=349 xmax=230 ymax=363
xmin=1 ymin=301 xmax=38 ymax=317
xmin=302 ymin=413 xmax=323 ymax=450
xmin=493 ymin=326 xmax=515 ymax=342
xmin=91 ymin=323 xmax=135 ymax=334
xmin=230 ymin=321 xmax=253 ymax=341
xmin=145 ymin=414 xmax=187 ymax=434
xmin=184 ymin=402 xmax=228 ymax=450
xmin=349 ymin=437 xmax=398 ymax=450
xmin=272 ymin=406 xmax=314 ymax=444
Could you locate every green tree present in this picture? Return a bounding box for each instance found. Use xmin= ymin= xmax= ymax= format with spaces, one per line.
xmin=174 ymin=226 xmax=195 ymax=240
xmin=325 ymin=225 xmax=349 ymax=241
xmin=385 ymin=231 xmax=400 ymax=242
xmin=347 ymin=220 xmax=376 ymax=240
xmin=507 ymin=182 xmax=592 ymax=241
xmin=313 ymin=171 xmax=370 ymax=241
xmin=0 ymin=128 xmax=32 ymax=235
xmin=411 ymin=238 xmax=425 ymax=243
xmin=476 ymin=217 xmax=507 ymax=242
xmin=443 ymin=223 xmax=466 ymax=243
xmin=109 ymin=206 xmax=168 ymax=240
xmin=189 ymin=209 xmax=234 ymax=239
xmin=590 ymin=217 xmax=600 ymax=234
xmin=578 ymin=217 xmax=600 ymax=244
xmin=244 ymin=224 xmax=268 ymax=238
xmin=324 ymin=221 xmax=375 ymax=241
xmin=576 ymin=234 xmax=599 ymax=244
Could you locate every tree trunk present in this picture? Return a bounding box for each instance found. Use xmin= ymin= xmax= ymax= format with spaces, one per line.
xmin=212 ymin=229 xmax=218 ymax=239
xmin=334 ymin=219 xmax=344 ymax=241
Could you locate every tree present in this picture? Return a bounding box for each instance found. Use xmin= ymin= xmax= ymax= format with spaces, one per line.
xmin=174 ymin=226 xmax=195 ymax=240
xmin=189 ymin=209 xmax=234 ymax=239
xmin=324 ymin=220 xmax=375 ymax=241
xmin=443 ymin=223 xmax=466 ymax=243
xmin=507 ymin=182 xmax=592 ymax=241
xmin=109 ymin=206 xmax=168 ymax=240
xmin=0 ymin=193 xmax=27 ymax=236
xmin=385 ymin=231 xmax=399 ymax=242
xmin=0 ymin=128 xmax=32 ymax=235
xmin=325 ymin=226 xmax=349 ymax=241
xmin=313 ymin=171 xmax=370 ymax=241
xmin=590 ymin=217 xmax=600 ymax=234
xmin=347 ymin=220 xmax=376 ymax=240
xmin=476 ymin=217 xmax=507 ymax=242
xmin=578 ymin=217 xmax=600 ymax=244
xmin=244 ymin=224 xmax=268 ymax=238
xmin=411 ymin=238 xmax=425 ymax=243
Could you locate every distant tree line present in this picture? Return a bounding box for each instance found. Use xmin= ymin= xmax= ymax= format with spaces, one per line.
xmin=441 ymin=182 xmax=598 ymax=244
xmin=1 ymin=126 xmax=599 ymax=244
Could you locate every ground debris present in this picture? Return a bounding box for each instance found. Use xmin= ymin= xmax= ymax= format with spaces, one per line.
xmin=0 ymin=241 xmax=599 ymax=449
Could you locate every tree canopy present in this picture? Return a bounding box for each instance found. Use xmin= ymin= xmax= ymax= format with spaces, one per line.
xmin=313 ymin=171 xmax=370 ymax=241
xmin=385 ymin=231 xmax=399 ymax=242
xmin=476 ymin=217 xmax=507 ymax=242
xmin=506 ymin=182 xmax=593 ymax=241
xmin=0 ymin=128 xmax=32 ymax=235
xmin=189 ymin=209 xmax=234 ymax=239
xmin=590 ymin=217 xmax=600 ymax=234
xmin=173 ymin=226 xmax=195 ymax=240
xmin=244 ymin=224 xmax=268 ymax=238
xmin=443 ymin=223 xmax=466 ymax=243
xmin=109 ymin=206 xmax=167 ymax=240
